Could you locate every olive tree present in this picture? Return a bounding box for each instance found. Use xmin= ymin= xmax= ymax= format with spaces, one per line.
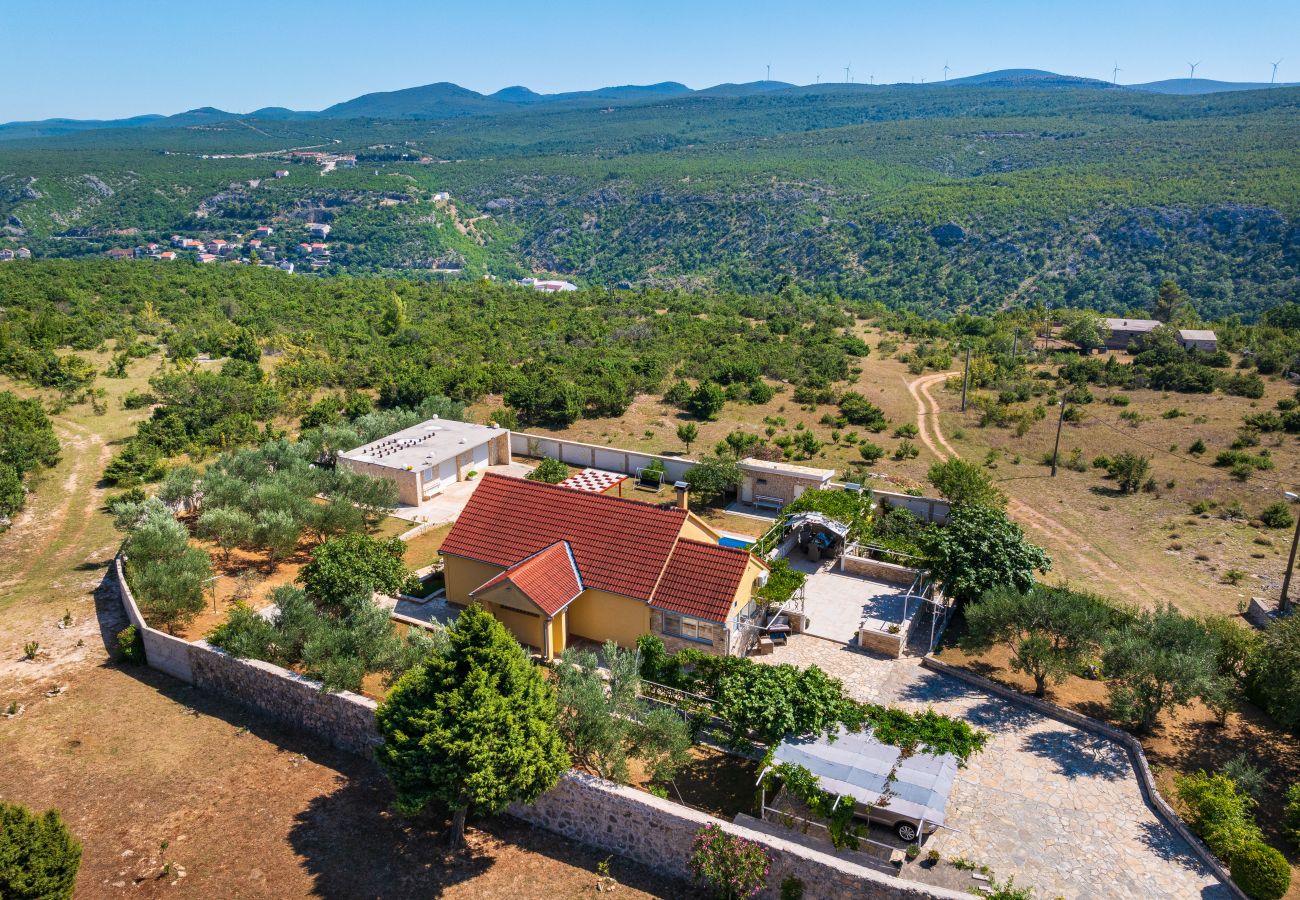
xmin=962 ymin=585 xmax=1113 ymax=696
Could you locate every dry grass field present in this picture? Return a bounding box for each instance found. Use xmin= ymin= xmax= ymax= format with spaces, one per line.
xmin=0 ymin=354 xmax=691 ymax=899
xmin=481 ymin=325 xmax=1300 ymax=619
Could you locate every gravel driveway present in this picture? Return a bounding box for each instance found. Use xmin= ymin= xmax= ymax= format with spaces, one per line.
xmin=758 ymin=636 xmax=1230 ymax=900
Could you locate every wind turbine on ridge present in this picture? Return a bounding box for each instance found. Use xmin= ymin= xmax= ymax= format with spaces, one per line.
xmin=766 ymin=63 xmax=771 ymax=83
xmin=844 ymin=64 xmax=852 ymax=84
xmin=943 ymin=62 xmax=951 ymax=81
xmin=1112 ymin=61 xmax=1122 ymax=84
xmin=1188 ymin=61 xmax=1200 ymax=79
xmin=1271 ymin=59 xmax=1283 ymax=85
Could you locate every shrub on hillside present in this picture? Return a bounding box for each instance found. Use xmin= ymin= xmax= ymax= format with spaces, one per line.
xmin=1258 ymin=502 xmax=1294 ymax=530
xmin=1230 ymin=841 xmax=1291 ymax=900
xmin=0 ymin=802 xmax=81 ymax=900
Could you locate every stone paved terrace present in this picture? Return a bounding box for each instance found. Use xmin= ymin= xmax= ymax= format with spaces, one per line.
xmin=756 ymin=636 xmax=1230 ymax=900
xmin=788 ymin=556 xmax=914 ymax=644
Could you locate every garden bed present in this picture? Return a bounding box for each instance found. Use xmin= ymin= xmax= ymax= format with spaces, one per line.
xmin=623 ymin=745 xmax=760 ymax=820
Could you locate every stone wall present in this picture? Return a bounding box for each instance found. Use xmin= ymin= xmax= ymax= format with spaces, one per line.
xmin=116 ymin=554 xmax=379 ymax=757
xmin=840 ymin=554 xmax=917 ymax=585
xmin=189 ymin=642 xmax=380 ymax=756
xmin=649 ymin=607 xmax=731 ymax=656
xmin=511 ymin=771 xmax=969 ymax=900
xmin=856 ymin=627 xmax=903 ymax=657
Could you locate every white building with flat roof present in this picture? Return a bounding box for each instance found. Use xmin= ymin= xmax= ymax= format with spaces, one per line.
xmin=337 ymin=418 xmax=512 ymax=506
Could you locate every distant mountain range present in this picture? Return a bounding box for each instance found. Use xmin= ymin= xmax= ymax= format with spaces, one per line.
xmin=2 ymin=68 xmax=1296 ymax=141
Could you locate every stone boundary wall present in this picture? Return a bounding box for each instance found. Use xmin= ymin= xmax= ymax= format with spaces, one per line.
xmin=115 ymin=554 xmax=380 ymax=757
xmin=920 ymin=656 xmax=1244 ymax=900
xmin=840 ymin=554 xmax=917 ymax=585
xmin=510 ymin=771 xmax=969 ymax=900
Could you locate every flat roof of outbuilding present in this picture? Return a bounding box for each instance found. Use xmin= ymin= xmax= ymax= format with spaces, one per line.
xmin=737 ymin=457 xmax=836 ymax=480
xmin=338 ymin=418 xmax=505 ymax=472
xmin=1103 ymin=318 xmax=1161 ymax=331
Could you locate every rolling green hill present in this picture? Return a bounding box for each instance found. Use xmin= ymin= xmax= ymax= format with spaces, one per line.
xmin=1 ymin=81 xmax=1296 ymax=318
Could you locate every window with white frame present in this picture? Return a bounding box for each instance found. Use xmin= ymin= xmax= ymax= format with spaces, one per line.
xmin=662 ymin=612 xmax=716 ymax=644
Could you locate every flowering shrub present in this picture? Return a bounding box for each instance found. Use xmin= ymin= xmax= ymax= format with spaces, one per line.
xmin=689 ymin=823 xmax=770 ymax=899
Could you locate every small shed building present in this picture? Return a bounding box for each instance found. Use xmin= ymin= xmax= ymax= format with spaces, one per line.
xmin=1103 ymin=318 xmax=1161 ymax=351
xmin=336 ymin=418 xmax=511 ymax=506
xmin=1178 ymin=329 xmax=1218 ymax=352
xmin=737 ymin=458 xmax=835 ymax=511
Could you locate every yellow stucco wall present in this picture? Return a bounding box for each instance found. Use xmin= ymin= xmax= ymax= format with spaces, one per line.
xmin=548 ymin=614 xmax=567 ymax=656
xmin=443 ymin=555 xmax=506 ymax=606
xmin=723 ymin=555 xmax=768 ymax=620
xmin=567 ymin=589 xmax=650 ymax=648
xmin=487 ymin=602 xmax=544 ymax=649
xmin=680 ymin=513 xmax=720 ymax=542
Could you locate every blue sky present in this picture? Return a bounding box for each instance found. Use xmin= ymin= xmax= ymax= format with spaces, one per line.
xmin=3 ymin=0 xmax=1295 ymax=121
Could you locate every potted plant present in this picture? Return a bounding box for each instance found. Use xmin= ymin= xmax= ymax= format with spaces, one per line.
xmin=904 ymin=843 xmax=921 ymax=862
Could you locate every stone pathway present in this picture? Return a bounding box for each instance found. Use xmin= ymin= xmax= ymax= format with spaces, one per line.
xmin=758 ymin=636 xmax=1230 ymax=900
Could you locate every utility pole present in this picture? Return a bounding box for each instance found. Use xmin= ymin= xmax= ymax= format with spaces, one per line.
xmin=960 ymin=346 xmax=972 ymax=412
xmin=1281 ymin=491 xmax=1300 ymax=614
xmin=1050 ymin=400 xmax=1066 ymax=477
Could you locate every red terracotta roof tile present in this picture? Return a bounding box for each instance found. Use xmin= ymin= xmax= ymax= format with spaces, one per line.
xmin=651 ymin=539 xmax=755 ymax=623
xmin=470 ymin=541 xmax=582 ymax=616
xmin=441 ymin=473 xmax=688 ymax=601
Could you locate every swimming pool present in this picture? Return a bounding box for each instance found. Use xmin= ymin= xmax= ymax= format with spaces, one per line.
xmin=718 ymin=536 xmax=754 ymax=549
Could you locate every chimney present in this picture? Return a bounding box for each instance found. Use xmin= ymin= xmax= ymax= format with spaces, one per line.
xmin=674 ymin=480 xmax=690 ymax=511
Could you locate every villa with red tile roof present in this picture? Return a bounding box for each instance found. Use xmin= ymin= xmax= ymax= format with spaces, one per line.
xmin=440 ymin=473 xmax=769 ymax=660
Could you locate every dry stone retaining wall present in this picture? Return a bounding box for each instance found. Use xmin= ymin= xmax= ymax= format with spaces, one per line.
xmin=115 ymin=554 xmax=1010 ymax=899
xmin=115 ymin=554 xmax=379 ymax=757
xmin=511 ymin=771 xmax=969 ymax=900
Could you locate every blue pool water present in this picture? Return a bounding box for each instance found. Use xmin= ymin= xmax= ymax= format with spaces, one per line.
xmin=718 ymin=536 xmax=754 ymax=549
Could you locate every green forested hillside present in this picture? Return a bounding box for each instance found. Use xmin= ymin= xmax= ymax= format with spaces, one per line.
xmin=1 ymin=83 xmax=1297 ymax=318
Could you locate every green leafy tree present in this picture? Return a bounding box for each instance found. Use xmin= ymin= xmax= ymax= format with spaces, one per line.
xmin=1106 ymin=452 xmax=1151 ymax=494
xmin=254 ymin=508 xmax=303 ymax=565
xmin=1151 ymin=279 xmax=1196 ymax=326
xmin=716 ymin=662 xmax=851 ymax=745
xmin=375 ymin=605 xmax=569 ymax=848
xmin=526 ymin=457 xmax=569 ymax=484
xmin=837 ymin=392 xmax=887 ymax=431
xmin=927 ymin=458 xmax=1006 ymax=510
xmin=1247 ymin=614 xmax=1300 ymax=729
xmin=0 ymin=463 xmax=24 ymax=519
xmin=689 ymin=382 xmax=727 ymax=421
xmin=1060 ymin=314 xmax=1112 ymax=353
xmin=122 ymin=505 xmax=212 ymax=633
xmin=677 ymin=422 xmax=699 ymax=454
xmin=962 ymin=585 xmax=1113 ymax=696
xmin=1104 ymin=603 xmax=1231 ymax=733
xmin=924 ymin=505 xmax=1051 ymax=603
xmin=722 ymin=430 xmax=761 ymax=459
xmin=0 ymin=803 xmax=81 ymax=900
xmin=0 ymin=391 xmax=60 ymax=476
xmin=197 ymin=506 xmax=255 ymax=563
xmin=555 ymin=641 xmax=690 ymax=786
xmin=298 ymin=532 xmax=414 ymax=611
xmin=684 ymin=456 xmax=742 ymax=506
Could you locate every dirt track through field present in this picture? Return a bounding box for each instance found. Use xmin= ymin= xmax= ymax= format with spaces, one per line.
xmin=0 ymin=418 xmax=111 ymax=596
xmin=907 ymin=371 xmax=1163 ymax=601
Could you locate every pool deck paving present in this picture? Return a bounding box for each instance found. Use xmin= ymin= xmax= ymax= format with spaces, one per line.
xmin=756 ymin=636 xmax=1229 ymax=900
